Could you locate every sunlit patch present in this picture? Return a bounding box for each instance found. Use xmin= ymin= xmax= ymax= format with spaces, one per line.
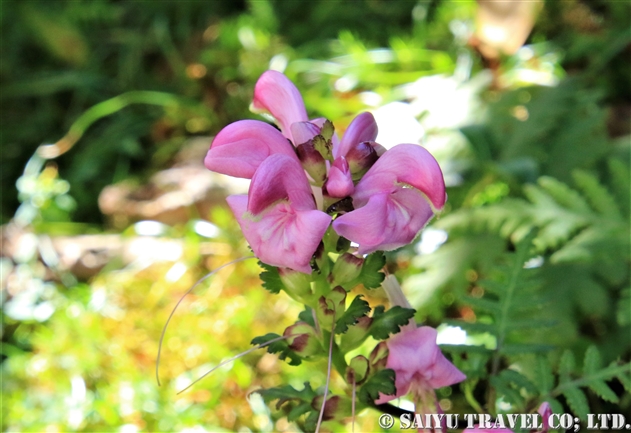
xmin=436 ymin=324 xmax=468 ymax=346
xmin=524 ymin=255 xmax=544 ymax=269
xmin=134 ymin=220 xmax=166 ymax=236
xmin=416 ymin=228 xmax=448 ymax=255
xmin=194 ymin=220 xmax=220 ymax=238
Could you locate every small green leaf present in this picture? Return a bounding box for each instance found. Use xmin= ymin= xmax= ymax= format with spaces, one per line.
xmin=287 ymin=402 xmax=313 ymax=422
xmin=298 ymin=307 xmax=316 ymax=327
xmin=354 ymin=252 xmax=385 ymax=289
xmin=259 ymin=261 xmax=283 ymax=294
xmin=369 ymin=306 xmax=416 ymax=340
xmin=335 ymin=296 xmax=371 ymax=334
xmin=583 ymin=346 xmax=601 ymax=375
xmin=562 ymin=387 xmax=589 ymax=420
xmin=534 ymin=356 xmax=555 ymax=394
xmin=559 ymin=350 xmax=576 ymax=381
xmin=588 ymin=380 xmax=619 ymax=403
xmin=252 ymin=333 xmax=302 ymax=366
xmin=500 ymin=369 xmax=538 ymax=395
xmin=256 ymin=382 xmax=316 ymax=405
xmin=358 ymin=369 xmax=395 ymax=404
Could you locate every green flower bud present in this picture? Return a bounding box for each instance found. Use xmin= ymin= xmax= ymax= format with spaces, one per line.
xmin=340 ymin=315 xmax=373 ymax=352
xmin=278 ymin=268 xmax=312 ymax=301
xmin=346 ymin=355 xmax=370 ymax=385
xmin=284 ymin=322 xmax=322 ymax=357
xmin=310 ymin=395 xmax=351 ymax=422
xmin=332 ymin=253 xmax=364 ymax=286
xmin=346 ymin=141 xmax=378 ymax=180
xmin=316 ymin=286 xmax=346 ymax=329
xmin=369 ymin=341 xmax=389 ymax=370
xmin=296 ymin=141 xmax=327 ymax=185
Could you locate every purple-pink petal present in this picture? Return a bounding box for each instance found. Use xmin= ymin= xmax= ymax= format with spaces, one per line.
xmin=326 ymin=157 xmax=354 ymax=198
xmin=252 ymin=70 xmax=308 ymax=139
xmin=247 ymin=154 xmax=317 ymax=214
xmin=204 ymin=120 xmax=297 ymax=179
xmin=291 ymin=121 xmax=321 ymax=146
xmin=227 ymin=196 xmax=331 ymax=274
xmin=333 ymin=188 xmax=434 ymax=254
xmin=354 ymin=143 xmax=447 ymax=212
xmin=335 ymin=112 xmax=379 ymax=158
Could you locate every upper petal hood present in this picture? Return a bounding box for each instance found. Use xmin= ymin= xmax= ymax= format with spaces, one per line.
xmin=354 ymin=143 xmax=447 ymax=212
xmin=253 ymin=70 xmax=308 ymax=140
xmin=247 ymin=154 xmax=317 ymax=214
xmin=335 ymin=112 xmax=379 ymax=159
xmin=204 ymin=120 xmax=298 ymax=179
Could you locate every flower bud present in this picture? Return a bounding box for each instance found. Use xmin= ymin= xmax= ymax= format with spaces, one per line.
xmin=278 ymin=268 xmax=312 ymax=301
xmin=369 ymin=341 xmax=389 ymax=370
xmin=340 ymin=315 xmax=372 ymax=352
xmin=284 ymin=322 xmax=322 ymax=357
xmin=346 ymin=141 xmax=379 ymax=180
xmin=346 ymin=355 xmax=370 ymax=385
xmin=316 ymin=286 xmax=346 ymax=329
xmin=296 ymin=141 xmax=327 ymax=185
xmin=310 ymin=395 xmax=350 ymax=422
xmin=324 ymin=157 xmax=354 ymax=198
xmin=332 ymin=253 xmax=363 ymax=286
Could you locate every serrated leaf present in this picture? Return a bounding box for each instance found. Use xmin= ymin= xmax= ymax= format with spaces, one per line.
xmin=616 ymin=371 xmax=631 ymax=392
xmin=287 ymin=402 xmax=313 ymax=422
xmin=534 ymin=357 xmax=555 ymax=394
xmin=500 ymin=369 xmax=538 ymax=395
xmin=252 ymin=333 xmax=302 ymax=366
xmin=588 ymin=380 xmax=619 ymax=403
xmin=356 ymin=252 xmax=386 ymax=289
xmin=559 ymin=350 xmax=576 ymax=380
xmin=358 ymin=369 xmax=395 ymax=404
xmin=538 ymin=176 xmax=591 ymax=214
xmin=259 ymin=261 xmax=283 ymax=294
xmin=369 ymin=306 xmax=416 ymax=340
xmin=256 ymin=382 xmax=316 ymax=406
xmin=335 ymin=296 xmax=371 ymax=334
xmin=461 ymin=296 xmax=501 ymax=313
xmin=562 ymin=387 xmax=589 ymax=420
xmin=573 ymin=170 xmax=621 ymax=219
xmin=298 ymin=307 xmax=316 ymax=327
xmin=491 ymin=376 xmax=524 ymax=408
xmin=583 ymin=346 xmax=601 ymax=376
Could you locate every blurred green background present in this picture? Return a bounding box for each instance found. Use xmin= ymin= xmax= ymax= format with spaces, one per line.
xmin=1 ymin=1 xmax=629 ymax=432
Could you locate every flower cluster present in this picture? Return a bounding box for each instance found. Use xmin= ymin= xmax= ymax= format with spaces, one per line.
xmin=204 ymin=70 xmax=446 ymax=274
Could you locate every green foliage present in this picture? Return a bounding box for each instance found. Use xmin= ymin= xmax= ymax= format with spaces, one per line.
xmin=334 ymin=295 xmax=370 ymax=334
xmin=369 ymin=306 xmax=416 ymax=340
xmin=538 ymin=348 xmax=631 ymax=420
xmin=256 ymin=382 xmax=317 ymax=423
xmin=258 ymin=260 xmax=283 ymax=294
xmin=251 ymin=333 xmax=302 ymax=366
xmin=358 ymin=369 xmax=396 ymax=405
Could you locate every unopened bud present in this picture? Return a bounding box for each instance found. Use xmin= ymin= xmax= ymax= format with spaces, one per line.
xmin=346 ymin=355 xmax=370 ymax=385
xmin=346 ymin=141 xmax=379 ymax=180
xmin=332 ymin=253 xmax=363 ymax=286
xmin=278 ymin=268 xmax=312 ymax=301
xmin=284 ymin=322 xmax=322 ymax=357
xmin=316 ymin=286 xmax=346 ymax=329
xmin=296 ymin=141 xmax=327 ymax=185
xmin=369 ymin=341 xmax=389 ymax=370
xmin=310 ymin=395 xmax=350 ymax=422
xmin=340 ymin=315 xmax=372 ymax=352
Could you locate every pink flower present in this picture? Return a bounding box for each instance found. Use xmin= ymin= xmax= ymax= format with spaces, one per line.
xmin=332 ymin=143 xmax=446 ymax=254
xmin=375 ymin=326 xmax=466 ymax=405
xmin=226 ymin=154 xmax=331 ymax=274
